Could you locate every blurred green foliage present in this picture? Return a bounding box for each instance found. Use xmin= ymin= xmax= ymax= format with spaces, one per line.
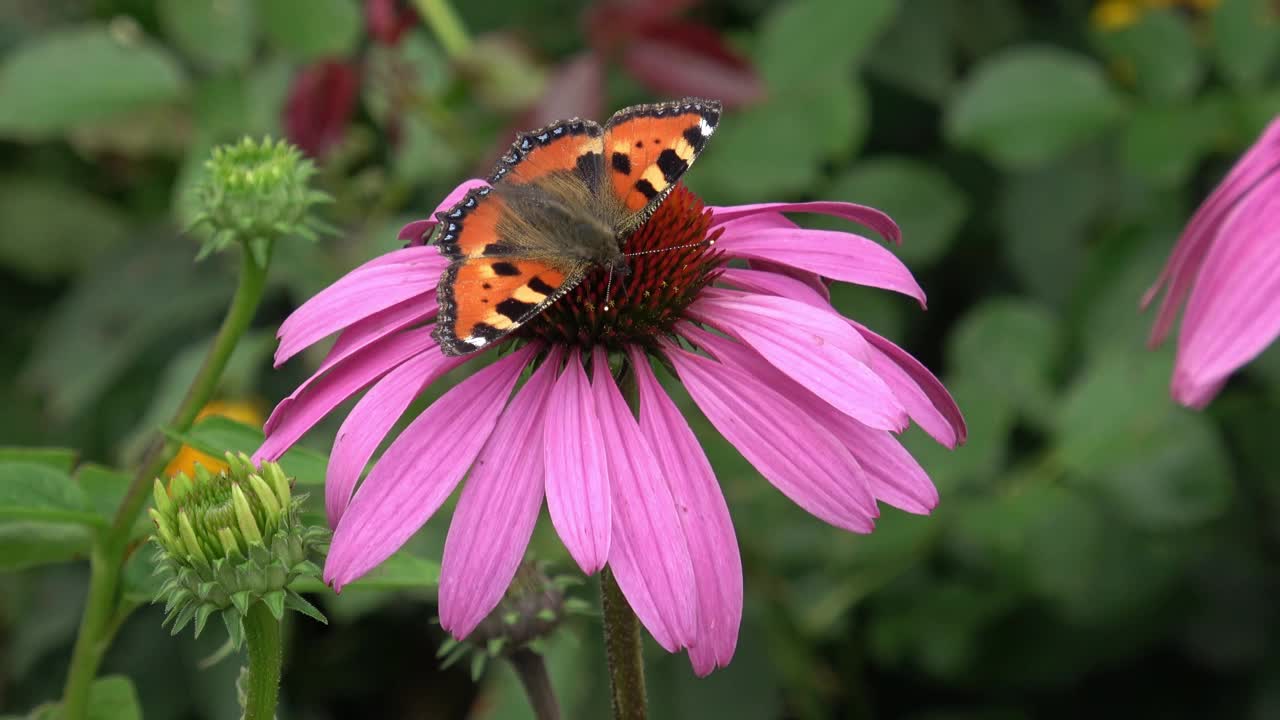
xmin=1 ymin=0 xmax=1279 ymax=718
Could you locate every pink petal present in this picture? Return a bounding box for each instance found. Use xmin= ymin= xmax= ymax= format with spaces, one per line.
xmin=709 ymin=201 xmax=902 ymax=244
xmin=398 ymin=179 xmax=492 ymax=246
xmin=594 ymin=346 xmax=696 ymax=652
xmin=543 ymin=349 xmax=611 ymax=574
xmin=1144 ymin=118 xmax=1280 ymax=345
xmin=1173 ymin=173 xmax=1280 ymax=403
xmin=716 ymin=267 xmax=830 ymax=310
xmin=324 ymin=341 xmax=468 ymax=527
xmin=715 ymin=227 xmax=926 ymax=306
xmin=438 ymin=348 xmax=562 ymax=638
xmin=665 ymin=334 xmax=877 ymax=532
xmin=324 ymin=346 xmax=533 ymax=590
xmin=275 ymin=248 xmax=447 ymax=366
xmin=310 ymin=293 xmax=436 ymax=387
xmin=628 ymin=346 xmax=741 ymax=675
xmin=683 ymin=325 xmax=939 ymax=514
xmin=255 ymin=326 xmax=438 ymax=464
xmin=686 ymin=290 xmax=908 ymax=432
xmin=851 ymin=322 xmax=967 ymax=448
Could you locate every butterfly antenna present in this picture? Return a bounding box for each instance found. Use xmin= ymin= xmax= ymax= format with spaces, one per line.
xmin=623 ymin=237 xmax=717 ymax=258
xmin=603 ymin=266 xmax=615 ymax=312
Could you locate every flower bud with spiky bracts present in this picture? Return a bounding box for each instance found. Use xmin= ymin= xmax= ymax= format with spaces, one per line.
xmin=149 ymin=453 xmax=329 ymax=647
xmin=188 ymin=136 xmax=333 ymax=267
xmin=437 ymin=561 xmax=594 ymax=682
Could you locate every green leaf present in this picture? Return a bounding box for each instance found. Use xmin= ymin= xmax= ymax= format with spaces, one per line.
xmin=0 ymin=522 xmax=92 ymax=571
xmin=22 ymin=238 xmax=230 ymax=420
xmin=945 ymin=46 xmax=1124 ymax=170
xmin=757 ymin=0 xmax=899 ymax=90
xmin=997 ymin=154 xmax=1108 ymax=307
xmin=0 ymin=24 xmax=186 ymax=139
xmin=1211 ymin=0 xmax=1280 ymax=90
xmin=0 ymin=462 xmax=101 ymax=527
xmin=946 ymin=299 xmax=1062 ymax=424
xmin=86 ymin=675 xmax=143 ymax=720
xmin=820 ymin=157 xmax=968 ymax=266
xmin=688 ymin=82 xmax=865 ymax=203
xmin=1121 ymin=100 xmax=1227 ymax=187
xmin=867 ymin=0 xmax=956 ymax=102
xmin=168 ymin=415 xmax=328 ymax=486
xmin=158 ymin=0 xmax=255 ymax=72
xmin=0 ymin=176 xmax=129 ymax=280
xmin=1095 ymin=9 xmax=1202 ymax=102
xmin=259 ymin=0 xmax=362 ymax=61
xmin=75 ymin=464 xmax=153 ymax=540
xmin=0 ymin=447 xmax=77 ymax=473
xmin=289 ymin=550 xmax=440 ymax=593
xmin=1056 ymin=351 xmax=1233 ymax=531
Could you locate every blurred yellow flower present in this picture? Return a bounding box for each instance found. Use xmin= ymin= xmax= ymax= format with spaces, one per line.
xmin=164 ymin=400 xmax=265 ymax=479
xmin=1091 ymin=0 xmax=1221 ymax=31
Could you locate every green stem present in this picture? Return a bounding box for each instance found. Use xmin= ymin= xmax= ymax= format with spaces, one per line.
xmin=243 ymin=602 xmax=284 ymax=720
xmin=61 ymin=248 xmax=269 ymax=719
xmin=600 ymin=568 xmax=646 ymax=720
xmin=509 ymin=649 xmax=561 ymax=720
xmin=412 ymin=0 xmax=472 ymax=57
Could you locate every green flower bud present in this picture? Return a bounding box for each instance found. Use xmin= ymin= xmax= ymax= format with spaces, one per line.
xmin=187 ymin=136 xmax=332 ymax=266
xmin=438 ymin=561 xmax=593 ymax=682
xmin=150 ymin=453 xmax=328 ymax=646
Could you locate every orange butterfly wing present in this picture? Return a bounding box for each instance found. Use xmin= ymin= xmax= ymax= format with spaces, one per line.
xmin=601 ymin=98 xmax=720 ymax=223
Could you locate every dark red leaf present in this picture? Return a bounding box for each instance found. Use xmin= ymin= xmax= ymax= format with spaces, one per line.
xmin=284 ymin=61 xmax=361 ymax=159
xmin=621 ymin=21 xmax=763 ymax=108
xmin=365 ymin=0 xmax=417 ymax=46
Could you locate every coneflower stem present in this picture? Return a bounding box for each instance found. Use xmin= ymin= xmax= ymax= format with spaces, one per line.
xmin=509 ymin=649 xmax=561 ymax=720
xmin=412 ymin=0 xmax=471 ymax=58
xmin=601 ymin=567 xmax=647 ymax=720
xmin=61 ymin=247 xmax=269 ymax=719
xmin=243 ymin=601 xmax=284 ymax=720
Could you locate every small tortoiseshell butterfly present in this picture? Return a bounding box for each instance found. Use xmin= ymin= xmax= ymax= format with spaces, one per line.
xmin=430 ymin=97 xmax=722 ymax=356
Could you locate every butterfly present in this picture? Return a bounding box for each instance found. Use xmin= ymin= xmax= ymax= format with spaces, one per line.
xmin=428 ymin=97 xmax=721 ymax=356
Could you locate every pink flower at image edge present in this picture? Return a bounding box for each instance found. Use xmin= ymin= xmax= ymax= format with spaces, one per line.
xmin=1144 ymin=117 xmax=1280 ymax=408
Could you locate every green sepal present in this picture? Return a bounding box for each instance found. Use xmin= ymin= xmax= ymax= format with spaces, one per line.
xmin=193 ymin=604 xmax=217 ymax=638
xmin=262 ymin=590 xmax=286 ymax=621
xmin=230 ymin=590 xmax=251 ymax=616
xmin=284 ymin=590 xmax=327 ymax=625
xmin=169 ymin=604 xmax=198 ymax=635
xmin=221 ymin=607 xmax=244 ymax=649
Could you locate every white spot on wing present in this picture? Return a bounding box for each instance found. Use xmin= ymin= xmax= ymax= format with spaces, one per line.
xmin=699 ymin=118 xmax=713 ymax=137
xmin=465 ymin=336 xmax=487 ymax=347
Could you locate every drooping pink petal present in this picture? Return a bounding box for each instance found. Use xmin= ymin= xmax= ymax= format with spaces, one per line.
xmin=275 ymin=248 xmax=448 ymax=366
xmin=593 ymin=346 xmax=696 ymax=652
xmin=709 ymin=201 xmax=902 ymax=244
xmin=665 ymin=336 xmax=877 ymax=532
xmin=628 ymin=346 xmax=741 ymax=674
xmin=255 ymin=326 xmax=438 ymax=463
xmin=318 ymin=293 xmax=437 ymax=378
xmin=324 ymin=342 xmax=469 ymax=527
xmin=686 ymin=290 xmax=908 ymax=432
xmin=851 ymin=322 xmax=967 ymax=448
xmin=1144 ymin=118 xmax=1280 ymax=345
xmin=543 ymin=349 xmax=611 ymax=574
xmin=324 ymin=346 xmax=534 ymax=590
xmin=438 ymin=348 xmax=561 ymax=638
xmin=398 ymin=179 xmax=492 ymax=246
xmin=622 ymin=21 xmax=763 ymax=108
xmin=716 ymin=267 xmax=830 ymax=310
xmin=715 ymin=228 xmax=926 ymax=305
xmin=679 ymin=325 xmax=937 ymax=514
xmin=1172 ymin=173 xmax=1280 ymax=404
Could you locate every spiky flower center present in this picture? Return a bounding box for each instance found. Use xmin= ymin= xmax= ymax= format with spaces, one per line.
xmin=519 ymin=184 xmax=722 ymax=351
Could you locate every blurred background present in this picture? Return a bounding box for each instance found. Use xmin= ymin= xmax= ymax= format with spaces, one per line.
xmin=2 ymin=0 xmax=1279 ymax=718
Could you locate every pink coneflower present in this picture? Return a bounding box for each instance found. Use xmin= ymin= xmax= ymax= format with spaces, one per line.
xmin=255 ymin=180 xmax=964 ymax=675
xmin=1144 ymin=117 xmax=1280 ymax=408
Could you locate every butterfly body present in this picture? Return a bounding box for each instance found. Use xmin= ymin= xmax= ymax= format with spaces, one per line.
xmin=431 ymin=98 xmax=721 ymax=357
